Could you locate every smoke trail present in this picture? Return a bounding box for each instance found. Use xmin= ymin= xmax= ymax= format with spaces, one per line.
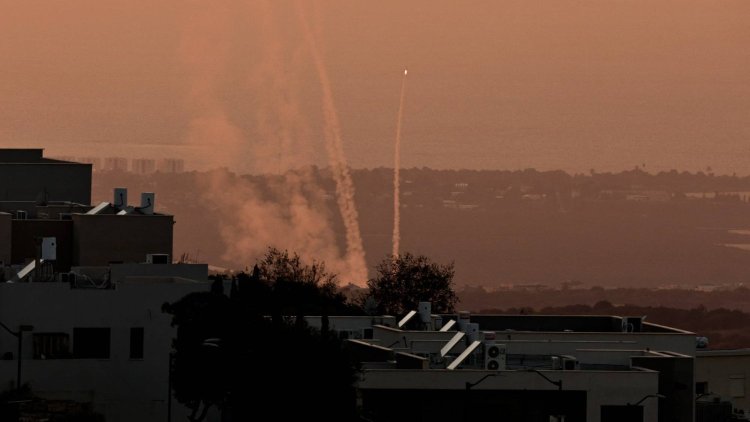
xmin=177 ymin=1 xmax=365 ymax=284
xmin=178 ymin=1 xmax=244 ymax=170
xmin=295 ymin=1 xmax=368 ymax=284
xmin=392 ymin=69 xmax=408 ymax=257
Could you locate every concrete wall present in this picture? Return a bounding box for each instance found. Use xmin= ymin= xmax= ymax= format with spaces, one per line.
xmin=0 ymin=163 xmax=91 ymax=204
xmin=696 ymin=352 xmax=750 ymax=414
xmin=0 ymin=202 xmax=91 ymax=219
xmin=359 ymin=368 xmax=660 ymax=422
xmin=72 ymin=214 xmax=173 ymax=266
xmin=0 ymin=281 xmax=208 ymax=422
xmin=11 ymin=220 xmax=74 ymax=272
xmin=632 ymin=354 xmax=695 ymax=422
xmin=494 ymin=331 xmax=697 ymax=357
xmin=109 ymin=263 xmax=208 ymax=283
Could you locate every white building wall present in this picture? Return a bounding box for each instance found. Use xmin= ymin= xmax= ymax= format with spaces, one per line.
xmin=0 ymin=281 xmax=207 ymax=422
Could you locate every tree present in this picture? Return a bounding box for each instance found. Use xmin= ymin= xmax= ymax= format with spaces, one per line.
xmin=162 ymin=289 xmax=234 ymax=422
xmin=163 ymin=248 xmax=361 ymax=421
xmin=233 ymin=247 xmax=362 ymax=316
xmin=364 ymin=253 xmax=458 ymax=315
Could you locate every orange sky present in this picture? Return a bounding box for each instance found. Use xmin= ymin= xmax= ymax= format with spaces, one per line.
xmin=1 ymin=0 xmax=748 ymax=174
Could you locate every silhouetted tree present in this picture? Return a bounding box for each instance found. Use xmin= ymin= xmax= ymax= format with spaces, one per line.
xmin=162 ymin=289 xmax=233 ymax=422
xmin=364 ymin=253 xmax=458 ymax=315
xmin=232 ymin=248 xmax=361 ymax=316
xmin=164 ymin=249 xmax=361 ymax=421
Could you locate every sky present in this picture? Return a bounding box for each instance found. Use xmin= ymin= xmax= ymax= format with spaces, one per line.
xmin=1 ymin=0 xmax=748 ymax=175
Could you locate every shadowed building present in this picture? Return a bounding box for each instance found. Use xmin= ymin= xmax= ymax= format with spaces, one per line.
xmin=306 ymin=311 xmax=697 ymax=422
xmin=0 ymin=149 xmax=207 ymax=422
xmin=0 ymin=149 xmax=173 ymax=275
xmin=0 ymin=149 xmax=91 ymax=204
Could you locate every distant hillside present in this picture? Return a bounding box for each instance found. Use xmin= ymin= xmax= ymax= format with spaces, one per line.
xmin=93 ymin=167 xmax=750 ymax=288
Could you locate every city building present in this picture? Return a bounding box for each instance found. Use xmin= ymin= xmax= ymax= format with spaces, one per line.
xmin=0 ymin=150 xmax=173 ymax=275
xmin=0 ymin=149 xmax=209 ymax=422
xmin=696 ymin=349 xmax=750 ymax=419
xmin=310 ymin=309 xmax=697 ymax=422
xmin=0 ymin=149 xmax=91 ymax=205
xmin=131 ymin=158 xmax=156 ymax=175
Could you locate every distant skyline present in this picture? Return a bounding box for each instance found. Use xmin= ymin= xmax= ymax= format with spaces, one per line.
xmin=1 ymin=0 xmax=748 ymax=175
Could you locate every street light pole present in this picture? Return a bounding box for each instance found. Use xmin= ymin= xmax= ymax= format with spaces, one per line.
xmin=464 ymin=373 xmax=498 ymax=421
xmin=0 ymin=322 xmax=34 ymax=392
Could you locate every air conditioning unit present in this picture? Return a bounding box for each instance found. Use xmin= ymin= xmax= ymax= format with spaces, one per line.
xmin=484 ymin=342 xmax=507 ymax=370
xmin=560 ymin=355 xmax=579 ymax=371
xmin=146 ymin=254 xmax=170 ymax=264
xmin=551 ymin=356 xmax=562 ymax=370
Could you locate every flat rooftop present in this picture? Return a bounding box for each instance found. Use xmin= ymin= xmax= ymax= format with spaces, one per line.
xmin=442 ymin=314 xmax=690 ymax=334
xmin=0 ymin=149 xmax=82 ymax=165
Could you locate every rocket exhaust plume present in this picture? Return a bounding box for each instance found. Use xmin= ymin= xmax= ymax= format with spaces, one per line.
xmin=296 ymin=1 xmax=368 ymax=284
xmin=392 ymin=68 xmax=408 ymax=257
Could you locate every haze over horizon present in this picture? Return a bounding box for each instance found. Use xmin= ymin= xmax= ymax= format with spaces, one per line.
xmin=1 ymin=0 xmax=748 ymax=175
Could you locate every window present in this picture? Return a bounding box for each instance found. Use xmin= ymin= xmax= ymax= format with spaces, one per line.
xmin=73 ymin=328 xmax=110 ymax=359
xmin=730 ymin=375 xmax=745 ymax=398
xmin=33 ymin=333 xmax=70 ymax=359
xmin=696 ymin=381 xmax=709 ymax=395
xmin=130 ymin=327 xmax=144 ymax=359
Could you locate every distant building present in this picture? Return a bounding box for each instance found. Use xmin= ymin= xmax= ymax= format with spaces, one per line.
xmin=76 ymin=156 xmax=101 ymax=172
xmin=131 ymin=158 xmax=156 ymax=174
xmin=103 ymin=157 xmax=128 ymax=172
xmin=159 ymin=158 xmax=185 ymax=173
xmin=696 ymin=349 xmax=750 ymax=416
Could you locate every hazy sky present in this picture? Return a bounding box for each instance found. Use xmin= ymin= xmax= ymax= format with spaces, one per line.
xmin=1 ymin=0 xmax=748 ymax=174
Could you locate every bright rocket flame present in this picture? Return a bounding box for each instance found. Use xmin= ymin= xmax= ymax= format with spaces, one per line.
xmin=404 ymin=69 xmax=408 ymax=75
xmin=393 ymin=67 xmax=408 ymax=258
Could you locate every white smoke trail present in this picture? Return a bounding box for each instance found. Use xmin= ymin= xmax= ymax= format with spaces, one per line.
xmin=392 ymin=69 xmax=408 ymax=257
xmin=295 ymin=1 xmax=368 ymax=284
xmin=177 ymin=1 xmax=365 ymax=284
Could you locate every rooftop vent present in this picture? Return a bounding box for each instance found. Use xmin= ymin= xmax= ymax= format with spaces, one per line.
xmin=139 ymin=192 xmax=155 ymax=215
xmin=114 ymin=188 xmax=127 ymax=210
xmin=418 ymin=301 xmax=432 ymax=324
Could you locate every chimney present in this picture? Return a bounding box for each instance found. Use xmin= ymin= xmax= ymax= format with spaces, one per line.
xmin=140 ymin=192 xmax=155 ymax=215
xmin=114 ymin=188 xmax=127 ymax=210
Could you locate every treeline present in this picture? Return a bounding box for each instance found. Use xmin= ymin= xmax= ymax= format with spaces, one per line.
xmin=479 ymin=301 xmax=750 ymax=350
xmin=459 ymin=286 xmax=750 ymax=313
xmin=92 ymin=168 xmax=750 ymax=288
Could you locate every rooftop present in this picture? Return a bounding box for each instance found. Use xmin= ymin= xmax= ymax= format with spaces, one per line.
xmin=0 ymin=149 xmax=84 ymax=165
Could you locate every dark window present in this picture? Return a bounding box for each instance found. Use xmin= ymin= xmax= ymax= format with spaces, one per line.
xmin=696 ymin=381 xmax=709 ymax=395
xmin=130 ymin=327 xmax=144 ymax=359
xmin=73 ymin=328 xmax=110 ymax=359
xmin=33 ymin=333 xmax=70 ymax=359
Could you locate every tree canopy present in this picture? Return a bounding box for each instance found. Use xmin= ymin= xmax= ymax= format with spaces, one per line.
xmin=364 ymin=253 xmax=458 ymax=315
xmin=163 ymin=248 xmax=360 ymax=422
xmin=232 ymin=247 xmax=361 ymax=316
